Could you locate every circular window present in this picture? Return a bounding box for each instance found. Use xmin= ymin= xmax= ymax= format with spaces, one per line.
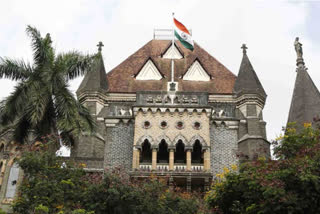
xmin=176 ymin=121 xmax=184 ymax=129
xmin=160 ymin=121 xmax=168 ymax=129
xmin=193 ymin=121 xmax=201 ymax=130
xmin=143 ymin=121 xmax=151 ymax=129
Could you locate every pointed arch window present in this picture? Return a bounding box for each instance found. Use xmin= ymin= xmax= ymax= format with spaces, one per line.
xmin=157 ymin=140 xmax=169 ymax=163
xmin=5 ymin=162 xmax=20 ymax=198
xmin=192 ymin=140 xmax=203 ymax=164
xmin=141 ymin=140 xmax=152 ymax=163
xmin=175 ymin=140 xmax=186 ymax=163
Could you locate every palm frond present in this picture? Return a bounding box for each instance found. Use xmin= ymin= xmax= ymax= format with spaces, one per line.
xmin=54 ymin=85 xmax=96 ymax=141
xmin=26 ymin=25 xmax=54 ymax=68
xmin=55 ymin=51 xmax=97 ymax=80
xmin=25 ymin=81 xmax=51 ymax=125
xmin=0 ymin=81 xmax=31 ymax=126
xmin=0 ymin=57 xmax=32 ymax=81
xmin=12 ymin=114 xmax=31 ymax=143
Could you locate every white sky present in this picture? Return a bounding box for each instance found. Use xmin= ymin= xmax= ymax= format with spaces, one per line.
xmin=1 ymin=0 xmax=320 ymax=145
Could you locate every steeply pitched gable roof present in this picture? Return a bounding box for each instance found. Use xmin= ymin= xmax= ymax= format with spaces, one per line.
xmin=233 ymin=50 xmax=266 ymax=97
xmin=287 ymin=66 xmax=320 ymax=128
xmin=106 ymin=40 xmax=236 ymax=93
xmin=77 ymin=53 xmax=108 ymax=95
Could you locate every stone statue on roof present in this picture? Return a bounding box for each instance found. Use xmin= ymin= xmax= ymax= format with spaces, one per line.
xmin=294 ymin=37 xmax=303 ymax=59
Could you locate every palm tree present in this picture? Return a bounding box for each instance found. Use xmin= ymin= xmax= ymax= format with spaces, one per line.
xmin=0 ymin=26 xmax=96 ymax=146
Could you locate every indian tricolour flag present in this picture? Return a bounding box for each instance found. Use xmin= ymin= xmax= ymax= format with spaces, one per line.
xmin=173 ymin=18 xmax=194 ymax=51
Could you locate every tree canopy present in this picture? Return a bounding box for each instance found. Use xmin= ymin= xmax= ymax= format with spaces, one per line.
xmin=0 ymin=26 xmax=96 ymax=145
xmin=205 ymin=122 xmax=320 ymax=214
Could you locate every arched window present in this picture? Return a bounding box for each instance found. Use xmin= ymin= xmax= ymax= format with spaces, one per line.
xmin=140 ymin=140 xmax=152 ymax=163
xmin=175 ymin=140 xmax=186 ymax=163
xmin=157 ymin=140 xmax=169 ymax=163
xmin=192 ymin=140 xmax=203 ymax=164
xmin=5 ymin=162 xmax=20 ymax=198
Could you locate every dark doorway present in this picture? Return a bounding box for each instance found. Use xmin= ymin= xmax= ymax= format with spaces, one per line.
xmin=174 ymin=140 xmax=186 ymax=163
xmin=141 ymin=139 xmax=152 ymax=163
xmin=158 ymin=140 xmax=169 ymax=163
xmin=192 ymin=140 xmax=203 ymax=164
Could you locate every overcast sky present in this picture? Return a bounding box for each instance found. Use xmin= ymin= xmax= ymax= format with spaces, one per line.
xmin=1 ymin=0 xmax=320 ymax=143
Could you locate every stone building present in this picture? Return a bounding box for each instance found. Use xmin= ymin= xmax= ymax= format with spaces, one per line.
xmin=0 ymin=34 xmax=273 ymax=212
xmin=72 ymin=36 xmax=270 ymax=190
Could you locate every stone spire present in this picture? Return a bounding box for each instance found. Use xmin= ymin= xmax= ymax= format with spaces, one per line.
xmin=233 ymin=44 xmax=267 ymax=98
xmin=77 ymin=42 xmax=108 ymax=95
xmin=287 ymin=38 xmax=320 ymax=130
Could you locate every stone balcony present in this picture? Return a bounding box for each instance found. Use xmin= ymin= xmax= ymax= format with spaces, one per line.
xmin=138 ymin=163 xmax=204 ymax=172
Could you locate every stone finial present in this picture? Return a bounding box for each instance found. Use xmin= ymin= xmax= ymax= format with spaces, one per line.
xmin=241 ymin=44 xmax=247 ymax=54
xmin=97 ymin=41 xmax=104 ymax=52
xmin=294 ymin=37 xmax=304 ymax=67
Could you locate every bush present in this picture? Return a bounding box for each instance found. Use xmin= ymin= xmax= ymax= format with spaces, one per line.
xmin=206 ymin=123 xmax=320 ymax=213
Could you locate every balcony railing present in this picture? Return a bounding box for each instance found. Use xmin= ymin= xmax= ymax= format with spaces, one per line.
xmin=139 ymin=163 xmax=204 ymax=172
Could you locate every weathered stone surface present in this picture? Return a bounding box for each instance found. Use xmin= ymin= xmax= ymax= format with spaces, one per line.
xmin=210 ymin=125 xmax=238 ymax=175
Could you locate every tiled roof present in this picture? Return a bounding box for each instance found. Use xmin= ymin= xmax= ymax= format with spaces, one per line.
xmin=106 ymin=40 xmax=236 ymax=94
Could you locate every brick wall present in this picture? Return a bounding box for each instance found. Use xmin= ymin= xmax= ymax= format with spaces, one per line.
xmin=210 ymin=125 xmax=238 ymax=175
xmin=104 ymin=122 xmax=134 ymax=171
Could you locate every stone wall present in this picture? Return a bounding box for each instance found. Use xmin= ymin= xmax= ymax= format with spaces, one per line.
xmin=210 ymin=125 xmax=238 ymax=175
xmin=104 ymin=122 xmax=134 ymax=171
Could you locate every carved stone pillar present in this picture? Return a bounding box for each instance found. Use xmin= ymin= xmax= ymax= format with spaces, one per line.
xmin=136 ymin=149 xmax=140 ymax=170
xmin=169 ymin=149 xmax=174 ymax=171
xmin=203 ymin=149 xmax=210 ymax=171
xmin=132 ymin=149 xmax=137 ymax=169
xmin=152 ymin=149 xmax=157 ymax=170
xmin=186 ymin=150 xmax=192 ymax=171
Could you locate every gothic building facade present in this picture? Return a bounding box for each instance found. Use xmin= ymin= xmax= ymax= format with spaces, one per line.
xmin=0 ymin=34 xmax=288 ymax=211
xmin=72 ymin=38 xmax=270 ymax=190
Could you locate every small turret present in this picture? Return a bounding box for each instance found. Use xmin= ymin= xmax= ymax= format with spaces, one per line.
xmin=234 ymin=44 xmax=270 ymax=161
xmin=77 ymin=41 xmax=108 ymax=116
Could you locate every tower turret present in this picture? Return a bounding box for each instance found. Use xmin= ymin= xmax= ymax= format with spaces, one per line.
xmin=77 ymin=41 xmax=108 ymax=116
xmin=234 ymin=44 xmax=270 ymax=160
xmin=287 ymin=37 xmax=320 ymax=131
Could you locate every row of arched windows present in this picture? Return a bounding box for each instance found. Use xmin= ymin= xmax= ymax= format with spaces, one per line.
xmin=140 ymin=139 xmax=203 ymax=164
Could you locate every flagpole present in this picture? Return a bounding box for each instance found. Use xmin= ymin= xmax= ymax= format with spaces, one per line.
xmin=171 ymin=12 xmax=175 ymax=84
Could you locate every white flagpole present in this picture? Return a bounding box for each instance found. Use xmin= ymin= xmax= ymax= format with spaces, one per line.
xmin=171 ymin=12 xmax=175 ymax=84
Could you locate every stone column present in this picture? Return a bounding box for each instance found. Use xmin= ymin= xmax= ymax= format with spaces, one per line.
xmin=203 ymin=149 xmax=210 ymax=171
xmin=136 ymin=149 xmax=140 ymax=170
xmin=132 ymin=149 xmax=137 ymax=170
xmin=187 ymin=176 xmax=191 ymax=192
xmin=169 ymin=149 xmax=174 ymax=171
xmin=204 ymin=177 xmax=210 ymax=191
xmin=152 ymin=149 xmax=157 ymax=170
xmin=186 ymin=150 xmax=192 ymax=171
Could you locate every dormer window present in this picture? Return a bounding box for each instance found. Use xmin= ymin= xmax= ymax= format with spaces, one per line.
xmin=162 ymin=44 xmax=183 ymax=59
xmin=182 ymin=60 xmax=210 ymax=81
xmin=135 ymin=59 xmax=163 ymax=80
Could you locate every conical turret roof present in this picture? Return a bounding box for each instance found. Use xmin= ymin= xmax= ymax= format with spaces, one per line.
xmin=77 ymin=52 xmax=108 ymax=95
xmin=287 ymin=66 xmax=320 ymax=128
xmin=233 ymin=45 xmax=266 ymax=98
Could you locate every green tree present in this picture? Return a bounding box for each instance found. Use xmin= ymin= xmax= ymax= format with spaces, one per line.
xmin=0 ymin=26 xmax=96 ymax=145
xmin=13 ymin=139 xmax=210 ymax=214
xmin=205 ymin=123 xmax=320 ymax=214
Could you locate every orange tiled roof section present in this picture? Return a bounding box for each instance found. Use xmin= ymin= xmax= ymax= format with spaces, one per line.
xmin=107 ymin=40 xmax=236 ymax=94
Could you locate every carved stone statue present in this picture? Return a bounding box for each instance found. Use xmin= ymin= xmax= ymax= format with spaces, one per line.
xmin=294 ymin=37 xmax=303 ymax=59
